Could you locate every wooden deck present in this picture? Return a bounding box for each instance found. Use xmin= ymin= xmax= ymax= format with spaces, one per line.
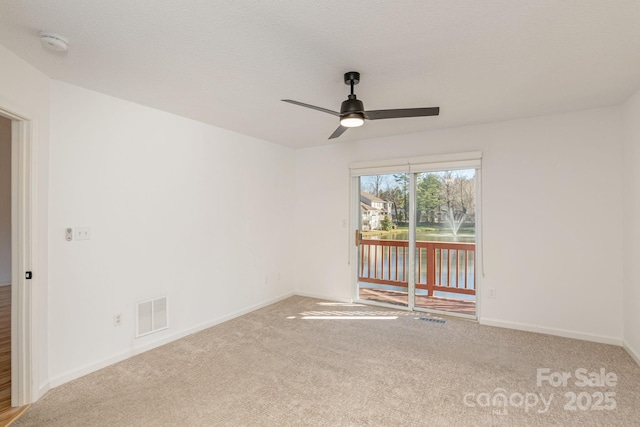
xmin=359 ymin=287 xmax=476 ymax=316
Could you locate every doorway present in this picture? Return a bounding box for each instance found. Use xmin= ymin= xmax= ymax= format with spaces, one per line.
xmin=352 ymin=155 xmax=480 ymax=319
xmin=0 ymin=106 xmax=35 ymax=415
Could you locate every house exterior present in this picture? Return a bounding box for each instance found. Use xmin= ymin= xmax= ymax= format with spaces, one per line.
xmin=360 ymin=192 xmax=392 ymax=230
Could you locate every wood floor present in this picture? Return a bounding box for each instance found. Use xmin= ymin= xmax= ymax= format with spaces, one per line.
xmin=0 ymin=286 xmax=27 ymax=426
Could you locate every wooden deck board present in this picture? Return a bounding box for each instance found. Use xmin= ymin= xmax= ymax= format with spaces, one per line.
xmin=359 ymin=287 xmax=476 ymax=316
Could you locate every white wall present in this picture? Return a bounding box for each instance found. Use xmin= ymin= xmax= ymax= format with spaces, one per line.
xmin=295 ymin=107 xmax=624 ymax=343
xmin=623 ymin=89 xmax=640 ymax=363
xmin=0 ymin=43 xmax=50 ymax=397
xmin=0 ymin=116 xmax=10 ymax=285
xmin=48 ymin=81 xmax=296 ymax=385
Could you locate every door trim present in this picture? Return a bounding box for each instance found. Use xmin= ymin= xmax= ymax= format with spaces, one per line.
xmin=2 ymin=106 xmax=36 ymax=406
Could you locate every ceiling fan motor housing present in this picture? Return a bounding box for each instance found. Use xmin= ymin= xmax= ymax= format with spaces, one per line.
xmin=340 ymin=96 xmax=364 ymax=116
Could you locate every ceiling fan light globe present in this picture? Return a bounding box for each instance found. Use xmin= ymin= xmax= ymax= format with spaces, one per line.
xmin=340 ymin=114 xmax=364 ymax=128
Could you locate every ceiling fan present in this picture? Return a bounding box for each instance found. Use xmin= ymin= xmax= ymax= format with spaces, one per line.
xmin=282 ymin=71 xmax=440 ymax=139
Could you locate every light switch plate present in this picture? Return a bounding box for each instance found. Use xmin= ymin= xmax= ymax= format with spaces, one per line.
xmin=74 ymin=227 xmax=91 ymax=240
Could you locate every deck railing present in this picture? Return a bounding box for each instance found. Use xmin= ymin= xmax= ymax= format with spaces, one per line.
xmin=358 ymin=239 xmax=476 ymax=297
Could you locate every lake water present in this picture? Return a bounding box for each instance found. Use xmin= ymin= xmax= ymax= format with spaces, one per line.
xmin=370 ymin=229 xmax=475 ymax=243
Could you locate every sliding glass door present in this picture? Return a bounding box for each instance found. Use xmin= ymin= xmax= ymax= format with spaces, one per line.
xmin=412 ymin=170 xmax=477 ymax=316
xmin=356 ymin=173 xmax=410 ymax=308
xmin=352 ymin=157 xmax=479 ymax=319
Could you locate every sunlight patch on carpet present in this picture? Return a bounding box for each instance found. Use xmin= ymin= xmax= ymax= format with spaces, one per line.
xmin=301 ymin=315 xmax=398 ymax=320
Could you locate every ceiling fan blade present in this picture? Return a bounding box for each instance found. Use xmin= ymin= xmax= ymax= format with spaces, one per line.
xmin=282 ymin=99 xmax=340 ymax=117
xmin=328 ymin=125 xmax=349 ymax=139
xmin=364 ymin=107 xmax=440 ymax=120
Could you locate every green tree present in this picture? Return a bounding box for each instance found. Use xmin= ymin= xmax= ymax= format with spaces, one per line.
xmin=380 ymin=215 xmax=392 ymax=231
xmin=417 ymin=173 xmax=443 ymax=224
xmin=393 ymin=173 xmax=409 ymax=223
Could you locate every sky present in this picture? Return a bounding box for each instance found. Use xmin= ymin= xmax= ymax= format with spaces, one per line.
xmin=360 ymin=168 xmax=476 ymax=193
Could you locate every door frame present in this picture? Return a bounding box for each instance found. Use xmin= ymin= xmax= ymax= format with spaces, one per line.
xmin=349 ymin=152 xmax=482 ymax=319
xmin=2 ymin=106 xmax=36 ymax=406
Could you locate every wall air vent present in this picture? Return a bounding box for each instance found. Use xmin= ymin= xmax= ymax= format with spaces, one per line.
xmin=136 ymin=296 xmax=168 ymax=338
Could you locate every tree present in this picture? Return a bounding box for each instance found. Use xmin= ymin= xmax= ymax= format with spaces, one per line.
xmin=378 ymin=186 xmax=401 ymax=223
xmin=458 ymin=175 xmax=475 ymax=215
xmin=416 ymin=173 xmax=443 ymax=224
xmin=380 ymin=215 xmax=392 ymax=231
xmin=362 ymin=175 xmax=388 ymax=198
xmin=393 ymin=173 xmax=409 ymax=223
xmin=372 ymin=175 xmax=386 ymax=197
xmin=437 ymin=171 xmax=475 ymax=235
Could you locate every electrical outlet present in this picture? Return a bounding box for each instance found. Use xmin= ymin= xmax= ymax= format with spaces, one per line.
xmin=114 ymin=313 xmax=122 ymax=326
xmin=488 ymin=289 xmax=496 ymax=298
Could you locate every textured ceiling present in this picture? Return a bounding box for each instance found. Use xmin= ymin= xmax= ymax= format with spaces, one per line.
xmin=0 ymin=0 xmax=639 ymax=148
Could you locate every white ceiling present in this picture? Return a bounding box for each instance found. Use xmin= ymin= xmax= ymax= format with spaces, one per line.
xmin=0 ymin=1 xmax=639 ymax=148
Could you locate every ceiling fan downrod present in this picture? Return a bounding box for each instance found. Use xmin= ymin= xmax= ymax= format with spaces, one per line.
xmin=344 ymin=71 xmax=359 ymax=97
xmin=340 ymin=71 xmax=365 ymax=120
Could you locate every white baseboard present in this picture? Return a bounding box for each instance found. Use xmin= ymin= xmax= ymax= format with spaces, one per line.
xmin=48 ymin=291 xmax=295 ymax=389
xmin=49 ymin=349 xmax=134 ymax=389
xmin=37 ymin=382 xmax=51 ymax=402
xmin=623 ymin=340 xmax=640 ymax=367
xmin=294 ymin=291 xmax=353 ymax=303
xmin=0 ymin=282 xmax=10 ymax=287
xmin=480 ymin=318 xmax=623 ymax=346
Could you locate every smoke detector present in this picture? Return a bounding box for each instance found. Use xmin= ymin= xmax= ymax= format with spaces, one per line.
xmin=39 ymin=32 xmax=69 ymax=52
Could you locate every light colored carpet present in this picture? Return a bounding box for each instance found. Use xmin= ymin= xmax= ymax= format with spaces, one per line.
xmin=12 ymin=296 xmax=640 ymax=426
